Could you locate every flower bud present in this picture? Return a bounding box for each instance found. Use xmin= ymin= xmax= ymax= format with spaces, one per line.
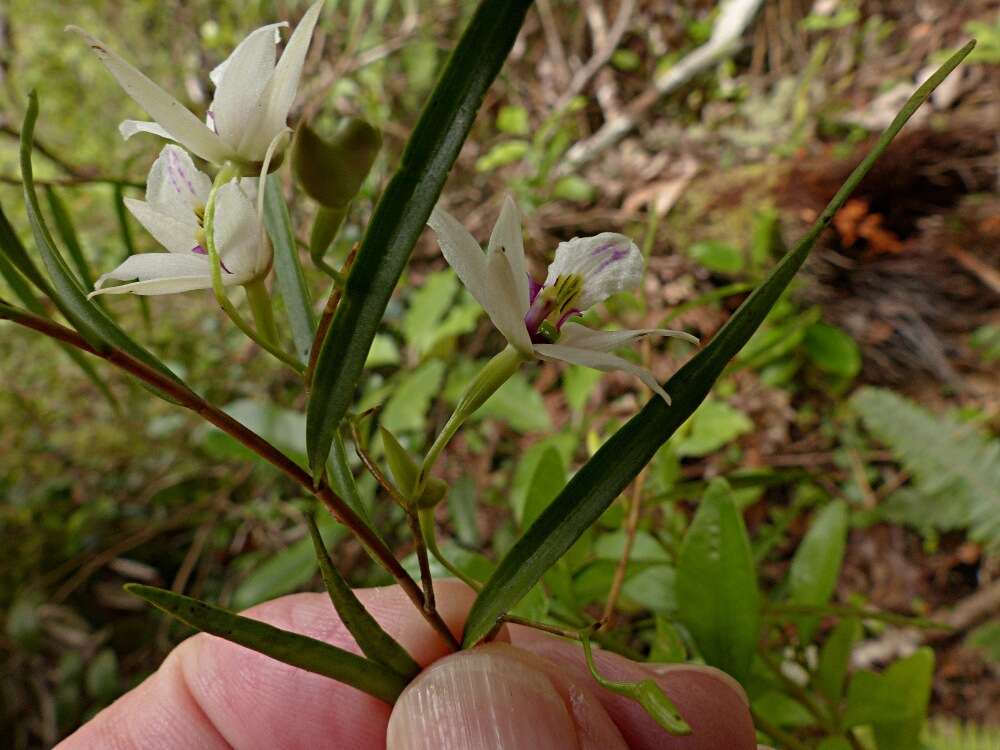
xmin=380 ymin=426 xmax=418 ymax=499
xmin=413 ymin=476 xmax=448 ymax=510
xmin=292 ymin=118 xmax=381 ymax=208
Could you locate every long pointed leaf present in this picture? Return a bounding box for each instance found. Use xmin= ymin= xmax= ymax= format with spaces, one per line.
xmin=305 ymin=0 xmax=534 ymax=478
xmin=44 ymin=186 xmax=93 ymax=289
xmin=264 ymin=176 xmax=314 ymax=363
xmin=306 ymin=515 xmax=420 ymax=678
xmin=20 ymin=92 xmax=182 ymax=390
xmin=125 ymin=584 xmax=407 ymax=703
xmin=462 ymin=41 xmax=976 ymax=647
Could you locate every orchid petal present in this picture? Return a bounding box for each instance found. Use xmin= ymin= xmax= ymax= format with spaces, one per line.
xmin=68 ymin=27 xmax=229 ymax=164
xmin=533 ymin=343 xmax=671 ymax=404
xmin=487 ymin=195 xmax=530 ymax=316
xmin=211 ymin=23 xmax=285 ymax=152
xmin=89 ymin=253 xmax=216 ymax=297
xmin=119 ymin=119 xmax=172 ymax=141
xmin=428 ymin=205 xmax=531 ymax=353
xmin=544 ymin=232 xmax=643 ymax=309
xmin=558 ymin=322 xmax=699 ymax=351
xmin=244 ymin=1 xmax=323 ymax=157
xmin=123 ymin=198 xmax=200 ymax=255
xmin=214 ymin=181 xmax=267 ymax=281
xmin=484 ymin=246 xmax=534 ymax=353
xmin=145 ymin=145 xmax=211 ymax=222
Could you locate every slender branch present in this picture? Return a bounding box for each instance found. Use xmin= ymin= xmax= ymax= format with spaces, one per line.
xmin=600 ymin=468 xmax=648 ymax=629
xmin=407 ymin=512 xmax=437 ymax=615
xmin=0 ymin=299 xmax=460 ymax=650
xmin=307 ymin=247 xmax=356 ymax=386
xmin=349 ymin=420 xmax=409 ymax=511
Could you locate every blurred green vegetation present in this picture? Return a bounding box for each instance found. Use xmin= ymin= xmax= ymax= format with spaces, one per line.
xmin=2 ymin=1 xmax=998 ymax=748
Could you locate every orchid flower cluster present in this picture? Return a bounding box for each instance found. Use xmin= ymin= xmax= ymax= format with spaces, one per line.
xmin=77 ymin=2 xmax=696 ymax=431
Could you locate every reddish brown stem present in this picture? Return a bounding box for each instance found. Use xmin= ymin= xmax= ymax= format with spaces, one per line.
xmin=0 ymin=300 xmax=460 ymax=650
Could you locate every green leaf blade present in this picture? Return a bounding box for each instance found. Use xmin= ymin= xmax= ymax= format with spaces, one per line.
xmin=675 ymin=479 xmax=760 ymax=681
xmin=125 ymin=584 xmax=407 ymax=704
xmin=460 ymin=41 xmax=976 ymax=648
xmin=305 ymin=0 xmax=534 ymax=479
xmin=306 ymin=516 xmax=420 ymax=679
xmin=264 ymin=176 xmax=314 ymax=364
xmin=787 ymin=499 xmax=849 ymax=641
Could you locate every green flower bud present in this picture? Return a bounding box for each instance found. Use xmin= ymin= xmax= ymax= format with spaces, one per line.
xmin=379 ymin=425 xmax=418 ymax=499
xmin=292 ymin=118 xmax=382 ymax=208
xmin=413 ymin=476 xmax=448 ymax=510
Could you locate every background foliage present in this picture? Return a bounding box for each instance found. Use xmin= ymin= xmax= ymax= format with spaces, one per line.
xmin=1 ymin=0 xmax=998 ymax=747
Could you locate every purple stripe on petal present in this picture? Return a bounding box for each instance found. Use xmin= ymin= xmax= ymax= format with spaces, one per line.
xmin=597 ymin=247 xmax=628 ymax=272
xmin=192 ymin=245 xmax=207 ymax=255
xmin=557 ymin=308 xmax=581 ymax=328
xmin=167 ymin=149 xmax=198 ymax=198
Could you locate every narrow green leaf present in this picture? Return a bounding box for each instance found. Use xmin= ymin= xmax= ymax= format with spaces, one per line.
xmin=380 ymin=425 xmax=419 ymax=495
xmin=264 ymin=176 xmax=314 ymax=363
xmin=306 ymin=516 xmax=420 ymax=679
xmin=0 ymin=203 xmax=51 ymax=292
xmin=44 ymin=186 xmax=93 ymax=289
xmin=675 ymin=479 xmax=759 ymax=680
xmin=815 ymin=617 xmax=861 ymax=705
xmin=111 ymin=183 xmax=151 ymax=329
xmin=19 ymin=93 xmax=182 ymax=389
xmin=787 ymin=500 xmax=848 ymax=642
xmin=329 ymin=430 xmax=381 ymax=538
xmin=125 ymin=584 xmax=407 ymax=703
xmin=306 ymin=0 xmax=534 ymax=479
xmin=461 ymin=42 xmax=975 ymax=648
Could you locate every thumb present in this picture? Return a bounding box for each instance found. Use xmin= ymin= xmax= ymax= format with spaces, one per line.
xmin=386 ymin=642 xmax=628 ymax=749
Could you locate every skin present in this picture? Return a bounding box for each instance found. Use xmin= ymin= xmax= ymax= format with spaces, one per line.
xmin=57 ymin=580 xmax=767 ymax=749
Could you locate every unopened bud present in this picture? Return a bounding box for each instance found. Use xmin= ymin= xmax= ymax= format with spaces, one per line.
xmin=292 ymin=118 xmax=382 ymax=208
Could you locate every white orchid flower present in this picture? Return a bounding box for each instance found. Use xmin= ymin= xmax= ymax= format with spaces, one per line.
xmin=68 ymin=1 xmax=323 ymax=165
xmin=427 ymin=196 xmax=698 ymax=403
xmin=89 ymin=145 xmax=269 ymax=297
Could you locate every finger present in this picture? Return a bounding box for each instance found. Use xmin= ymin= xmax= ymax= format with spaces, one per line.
xmin=387 ymin=642 xmax=629 ymax=750
xmin=510 ymin=628 xmax=757 ymax=750
xmin=57 ymin=580 xmax=477 ymax=750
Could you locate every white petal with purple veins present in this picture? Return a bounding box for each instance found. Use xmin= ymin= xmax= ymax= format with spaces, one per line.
xmin=119 ymin=119 xmax=173 ymax=142
xmin=544 ymin=232 xmax=643 ymax=309
xmin=123 ymin=198 xmax=200 ymax=256
xmin=214 ymin=181 xmax=267 ymax=281
xmin=145 ymin=146 xmax=211 ymax=221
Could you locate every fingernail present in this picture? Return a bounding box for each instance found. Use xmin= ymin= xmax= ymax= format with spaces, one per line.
xmin=387 ymin=647 xmax=578 ymax=750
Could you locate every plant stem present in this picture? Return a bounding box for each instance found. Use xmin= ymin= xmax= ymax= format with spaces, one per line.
xmin=601 ymin=468 xmax=648 ymax=629
xmin=759 ymin=650 xmax=832 ymax=730
xmin=307 ymin=248 xmax=356 ymax=386
xmin=203 ymin=162 xmax=304 ymax=373
xmin=0 ymin=299 xmax=459 ymax=651
xmin=406 ymin=512 xmax=437 ymax=615
xmin=418 ymin=345 xmax=526 ymax=491
xmin=418 ymin=508 xmax=482 ymax=591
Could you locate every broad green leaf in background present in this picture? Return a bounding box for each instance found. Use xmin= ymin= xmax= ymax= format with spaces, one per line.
xmin=804 ymin=322 xmax=861 ymax=379
xmin=475 ymin=140 xmax=530 ymax=172
xmin=126 ymin=584 xmax=407 ymax=703
xmin=496 ymin=105 xmax=530 ymax=135
xmin=460 ymin=43 xmax=974 ymax=648
xmin=787 ymin=499 xmax=849 ymax=642
xmin=448 ymin=367 xmax=553 ymax=434
xmin=815 ymin=617 xmax=861 ymax=705
xmin=844 ymin=647 xmax=934 ymax=750
xmin=231 ymin=513 xmax=346 ymax=611
xmin=19 ymin=93 xmax=184 ymax=392
xmin=400 ymin=270 xmax=458 ymax=355
xmin=674 ymin=399 xmax=753 ymax=457
xmin=816 ymin=737 xmax=853 ymax=750
xmin=509 ymin=434 xmax=578 ymax=521
xmin=675 ymin=479 xmax=759 ymax=680
xmin=649 ymin=616 xmax=686 ymax=663
xmin=306 ymin=0 xmax=535 ymax=479
xmin=382 ymin=360 xmax=446 ymax=433
xmin=689 ymin=240 xmax=745 ymax=275
xmin=264 ymin=176 xmax=314 ymax=364
xmin=563 ymin=365 xmax=602 ymax=416
xmin=521 ymin=447 xmax=565 ymax=528
xmin=447 ymin=475 xmax=480 ymax=546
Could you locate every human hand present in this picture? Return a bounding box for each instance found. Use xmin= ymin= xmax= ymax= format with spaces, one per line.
xmin=57 ymin=580 xmax=763 ymax=749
